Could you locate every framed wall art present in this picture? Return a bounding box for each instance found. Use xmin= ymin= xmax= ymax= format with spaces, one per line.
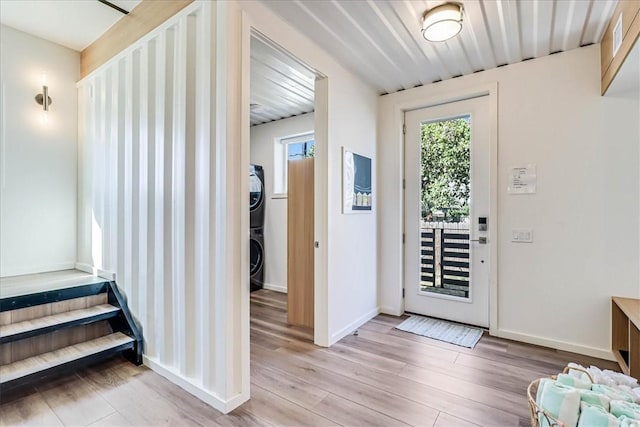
xmin=342 ymin=147 xmax=372 ymax=214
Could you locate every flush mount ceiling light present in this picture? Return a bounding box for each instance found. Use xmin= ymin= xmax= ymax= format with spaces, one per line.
xmin=422 ymin=3 xmax=464 ymax=42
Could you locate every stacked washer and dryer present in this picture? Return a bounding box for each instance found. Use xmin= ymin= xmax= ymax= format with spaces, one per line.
xmin=249 ymin=164 xmax=265 ymax=292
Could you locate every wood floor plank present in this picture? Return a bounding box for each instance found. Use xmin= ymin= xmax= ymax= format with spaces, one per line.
xmin=434 ymin=412 xmax=481 ymax=427
xmin=216 ymin=408 xmax=273 ymax=427
xmin=36 ymin=373 xmax=116 ymax=426
xmin=88 ymin=411 xmax=133 ymax=427
xmin=313 ymin=392 xmax=410 ymax=427
xmin=242 ymin=384 xmax=335 ymax=426
xmin=398 ymin=363 xmax=530 ymax=419
xmin=250 ymin=363 xmax=329 ymax=409
xmin=252 ymin=346 xmax=441 ymax=426
xmin=0 ymin=391 xmax=63 ymax=426
xmin=261 ymin=342 xmax=519 ymax=426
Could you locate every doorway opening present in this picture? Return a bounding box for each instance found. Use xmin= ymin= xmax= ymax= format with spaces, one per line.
xmin=248 ymin=31 xmax=317 ymax=343
xmin=404 ymin=96 xmax=492 ymax=328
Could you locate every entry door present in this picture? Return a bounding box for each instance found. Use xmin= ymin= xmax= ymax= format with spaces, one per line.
xmin=404 ymin=96 xmax=491 ymax=328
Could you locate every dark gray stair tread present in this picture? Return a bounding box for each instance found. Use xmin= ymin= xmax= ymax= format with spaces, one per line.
xmin=0 ymin=332 xmax=134 ymax=384
xmin=0 ymin=304 xmax=119 ymax=339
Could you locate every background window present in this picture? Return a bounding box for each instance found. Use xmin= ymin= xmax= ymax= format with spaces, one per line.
xmin=274 ymin=132 xmax=315 ymax=195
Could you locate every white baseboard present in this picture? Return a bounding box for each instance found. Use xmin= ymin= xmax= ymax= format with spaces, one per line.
xmin=330 ymin=307 xmax=381 ymax=345
xmin=1 ymin=262 xmax=76 ymax=278
xmin=262 ymin=282 xmax=287 ymax=293
xmin=74 ymin=263 xmax=116 ymax=281
xmin=143 ymin=355 xmax=249 ymax=414
xmin=493 ymin=328 xmax=615 ymax=361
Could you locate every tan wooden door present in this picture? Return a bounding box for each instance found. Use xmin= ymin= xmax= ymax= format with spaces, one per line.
xmin=287 ymin=158 xmax=314 ymax=328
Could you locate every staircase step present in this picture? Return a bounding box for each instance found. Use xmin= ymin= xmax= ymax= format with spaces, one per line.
xmin=0 ymin=332 xmax=134 ymax=387
xmin=0 ymin=304 xmax=120 ymax=344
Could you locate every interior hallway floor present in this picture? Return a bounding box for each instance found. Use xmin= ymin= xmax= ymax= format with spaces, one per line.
xmin=0 ymin=289 xmax=618 ymax=427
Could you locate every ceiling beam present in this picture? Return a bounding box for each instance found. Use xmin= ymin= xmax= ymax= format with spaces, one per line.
xmin=81 ymin=0 xmax=193 ymax=78
xmin=98 ymin=0 xmax=130 ymax=15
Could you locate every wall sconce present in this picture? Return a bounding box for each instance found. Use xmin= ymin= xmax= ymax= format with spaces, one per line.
xmin=35 ymin=73 xmax=52 ymax=123
xmin=422 ymin=3 xmax=464 ymax=42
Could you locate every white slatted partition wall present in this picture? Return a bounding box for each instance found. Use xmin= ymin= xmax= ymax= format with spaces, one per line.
xmin=76 ymin=1 xmax=249 ymax=412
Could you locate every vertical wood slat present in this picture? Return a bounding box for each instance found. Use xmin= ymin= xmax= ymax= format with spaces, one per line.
xmin=154 ymin=30 xmax=167 ymax=365
xmin=138 ymin=42 xmax=151 ymax=355
xmin=172 ymin=16 xmax=188 ymax=373
xmin=287 ymin=158 xmax=315 ymax=328
xmin=137 ymin=44 xmax=148 ymax=338
xmin=200 ymin=2 xmax=214 ymax=389
xmin=130 ymin=49 xmax=141 ymax=314
xmin=162 ymin=27 xmax=175 ymax=367
xmin=192 ymin=5 xmax=208 ymax=382
xmin=123 ymin=52 xmax=134 ymax=303
xmin=183 ymin=12 xmax=198 ymax=378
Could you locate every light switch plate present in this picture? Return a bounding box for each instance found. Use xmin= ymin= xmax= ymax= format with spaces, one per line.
xmin=512 ymin=229 xmax=533 ymax=243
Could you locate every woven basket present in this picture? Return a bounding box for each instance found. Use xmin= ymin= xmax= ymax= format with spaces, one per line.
xmin=527 ymin=366 xmax=594 ymax=427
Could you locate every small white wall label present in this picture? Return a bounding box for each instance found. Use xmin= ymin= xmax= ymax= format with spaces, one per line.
xmin=508 ymin=165 xmax=537 ymax=194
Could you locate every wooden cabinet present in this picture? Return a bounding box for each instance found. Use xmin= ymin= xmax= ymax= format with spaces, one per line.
xmin=287 ymin=158 xmax=314 ymax=328
xmin=611 ymin=297 xmax=640 ymax=378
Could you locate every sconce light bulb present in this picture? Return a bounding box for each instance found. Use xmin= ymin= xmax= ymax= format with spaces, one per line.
xmin=41 ymin=110 xmax=49 ymax=125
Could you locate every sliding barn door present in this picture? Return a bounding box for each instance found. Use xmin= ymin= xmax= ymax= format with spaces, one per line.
xmin=287 ymin=158 xmax=314 ymax=328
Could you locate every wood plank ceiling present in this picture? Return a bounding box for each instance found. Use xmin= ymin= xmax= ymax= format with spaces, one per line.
xmin=261 ymin=0 xmax=617 ymax=95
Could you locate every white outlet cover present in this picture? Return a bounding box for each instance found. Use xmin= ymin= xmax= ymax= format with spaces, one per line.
xmin=512 ymin=229 xmax=533 ymax=243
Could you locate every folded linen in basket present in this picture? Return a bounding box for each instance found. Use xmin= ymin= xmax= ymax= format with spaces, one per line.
xmin=579 ymin=388 xmax=612 ymax=411
xmin=619 ymin=416 xmax=640 ymax=427
xmin=537 ymin=379 xmax=581 ymax=427
xmin=558 ymin=373 xmax=593 ymax=389
xmin=611 ymin=400 xmax=640 ymax=420
xmin=603 ymin=370 xmax=640 ymax=389
xmin=592 ymin=384 xmax=636 ymax=403
xmin=577 ymin=403 xmax=621 ymax=427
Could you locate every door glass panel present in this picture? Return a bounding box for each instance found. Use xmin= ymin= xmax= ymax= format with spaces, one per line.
xmin=420 ymin=116 xmax=471 ymax=298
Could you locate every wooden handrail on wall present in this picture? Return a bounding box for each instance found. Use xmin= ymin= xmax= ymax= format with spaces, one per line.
xmin=80 ymin=0 xmax=193 ymax=78
xmin=600 ymin=0 xmax=640 ymax=95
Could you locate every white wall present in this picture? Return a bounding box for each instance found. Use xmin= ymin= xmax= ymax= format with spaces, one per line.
xmin=77 ymin=2 xmax=248 ymax=413
xmin=239 ymin=1 xmax=379 ymax=346
xmin=0 ymin=25 xmax=79 ymax=277
xmin=378 ymin=44 xmax=640 ymax=359
xmin=250 ymin=113 xmax=314 ymax=293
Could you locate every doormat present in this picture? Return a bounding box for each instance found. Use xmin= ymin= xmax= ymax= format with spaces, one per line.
xmin=395 ymin=315 xmax=483 ymax=348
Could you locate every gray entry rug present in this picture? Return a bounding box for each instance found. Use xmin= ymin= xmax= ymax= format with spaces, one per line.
xmin=395 ymin=315 xmax=483 ymax=348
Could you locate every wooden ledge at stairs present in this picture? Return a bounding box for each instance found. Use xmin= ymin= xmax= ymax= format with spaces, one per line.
xmin=613 ymin=297 xmax=640 ymax=329
xmin=611 ymin=296 xmax=640 ymax=378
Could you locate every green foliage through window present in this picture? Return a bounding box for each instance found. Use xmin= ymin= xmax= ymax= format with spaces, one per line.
xmin=421 ymin=117 xmax=470 ymax=222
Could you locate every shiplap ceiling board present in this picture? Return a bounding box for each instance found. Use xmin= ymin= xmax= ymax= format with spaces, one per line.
xmin=251 ymin=35 xmax=315 ymax=126
xmin=0 ymin=0 xmax=141 ymax=51
xmin=262 ymin=0 xmax=617 ymax=95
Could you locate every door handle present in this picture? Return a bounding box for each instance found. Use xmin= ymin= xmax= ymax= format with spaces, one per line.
xmin=470 ymin=237 xmax=488 ymax=244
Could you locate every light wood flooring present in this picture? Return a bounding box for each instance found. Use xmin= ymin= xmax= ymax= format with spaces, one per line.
xmin=0 ymin=289 xmax=618 ymax=426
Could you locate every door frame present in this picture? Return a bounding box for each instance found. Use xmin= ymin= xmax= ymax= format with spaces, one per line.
xmin=400 ymin=83 xmax=499 ymax=334
xmin=404 ymin=96 xmax=491 ymax=327
xmin=241 ymin=14 xmax=331 ymax=348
